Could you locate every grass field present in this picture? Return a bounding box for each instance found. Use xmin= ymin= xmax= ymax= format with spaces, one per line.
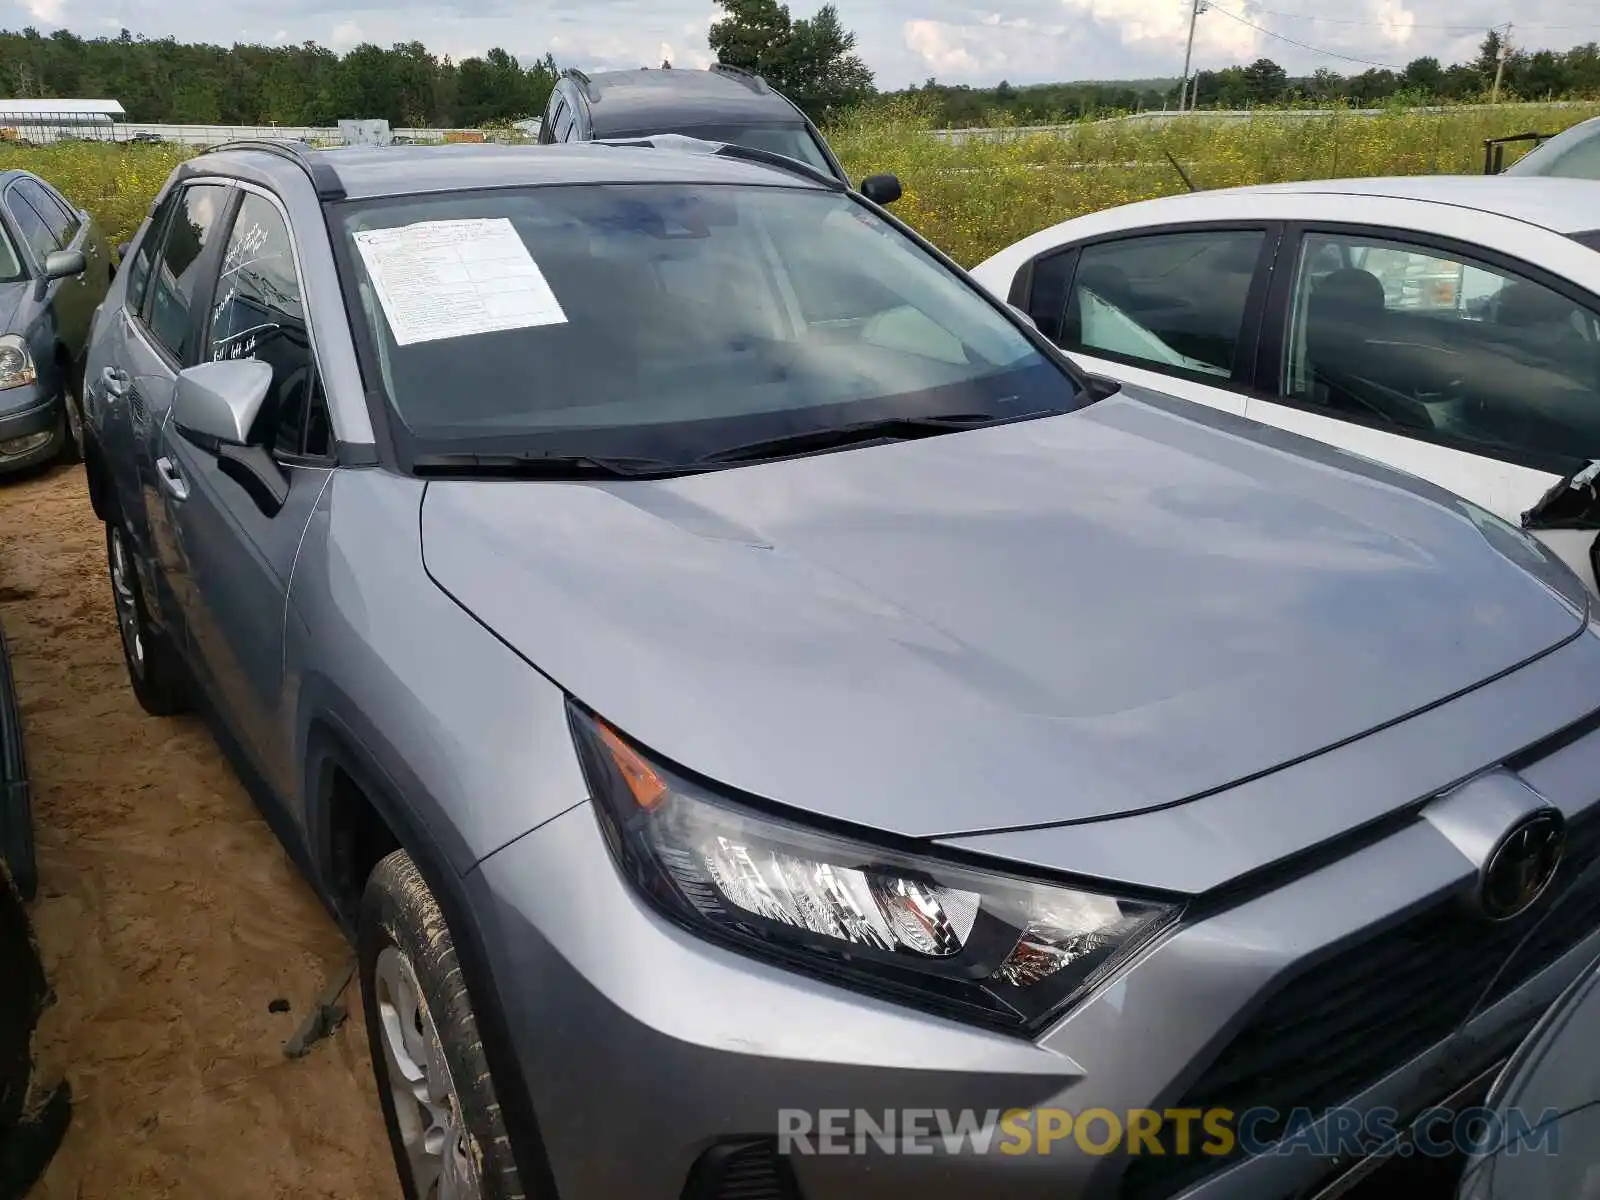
xmin=2 ymin=100 xmax=1597 ymax=268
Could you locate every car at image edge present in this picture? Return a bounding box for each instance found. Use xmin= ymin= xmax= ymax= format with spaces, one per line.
xmin=80 ymin=137 xmax=1600 ymax=1200
xmin=0 ymin=167 xmax=114 ymax=475
xmin=540 ymin=63 xmax=903 ymax=206
xmin=969 ymin=176 xmax=1600 ymax=596
xmin=1502 ymin=115 xmax=1600 ymax=180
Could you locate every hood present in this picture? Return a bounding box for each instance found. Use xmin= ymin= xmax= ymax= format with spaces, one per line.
xmin=420 ymin=389 xmax=1587 ymax=840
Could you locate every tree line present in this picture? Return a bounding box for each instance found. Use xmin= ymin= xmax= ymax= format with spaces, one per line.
xmin=0 ymin=13 xmax=1596 ymax=131
xmin=906 ymin=32 xmax=1600 ymax=125
xmin=0 ymin=27 xmax=559 ymax=127
xmin=0 ymin=0 xmax=873 ymax=128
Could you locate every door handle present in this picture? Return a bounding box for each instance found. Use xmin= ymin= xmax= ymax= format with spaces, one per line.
xmin=100 ymin=365 xmax=129 ymax=398
xmin=155 ymin=455 xmax=189 ymax=501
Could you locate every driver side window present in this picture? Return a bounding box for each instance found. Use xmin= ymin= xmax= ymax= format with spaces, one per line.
xmin=1284 ymin=231 xmax=1600 ymax=466
xmin=207 ymin=192 xmax=331 ymax=460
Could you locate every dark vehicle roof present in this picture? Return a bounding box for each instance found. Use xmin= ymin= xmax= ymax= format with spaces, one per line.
xmin=198 ymin=141 xmax=834 ymax=201
xmin=579 ymin=67 xmax=807 ymax=134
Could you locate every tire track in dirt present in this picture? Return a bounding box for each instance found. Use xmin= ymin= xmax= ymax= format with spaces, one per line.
xmin=0 ymin=463 xmax=398 ymax=1200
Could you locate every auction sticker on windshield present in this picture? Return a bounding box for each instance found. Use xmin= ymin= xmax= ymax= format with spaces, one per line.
xmin=353 ymin=218 xmax=567 ymax=346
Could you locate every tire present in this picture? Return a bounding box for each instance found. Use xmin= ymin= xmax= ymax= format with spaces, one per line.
xmin=360 ymin=850 xmax=523 ymax=1200
xmin=104 ymin=520 xmax=187 ymax=717
xmin=56 ymin=382 xmax=82 ymax=465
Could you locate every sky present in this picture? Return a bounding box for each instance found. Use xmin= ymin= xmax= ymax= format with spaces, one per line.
xmin=3 ymin=0 xmax=1599 ymax=90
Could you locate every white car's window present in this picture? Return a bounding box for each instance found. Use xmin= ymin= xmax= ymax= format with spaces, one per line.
xmin=1059 ymin=230 xmax=1264 ymax=380
xmin=1284 ymin=232 xmax=1600 ymax=467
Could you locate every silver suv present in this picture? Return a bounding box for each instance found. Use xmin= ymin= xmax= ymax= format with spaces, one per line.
xmin=81 ymin=137 xmax=1600 ymax=1200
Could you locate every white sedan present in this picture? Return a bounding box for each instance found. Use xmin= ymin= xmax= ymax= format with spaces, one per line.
xmin=970 ymin=176 xmax=1600 ymax=593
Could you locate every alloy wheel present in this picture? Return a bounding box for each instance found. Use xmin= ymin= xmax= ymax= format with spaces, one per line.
xmin=63 ymin=385 xmax=83 ymax=458
xmin=374 ymin=945 xmax=482 ymax=1200
xmin=108 ymin=527 xmax=144 ymax=677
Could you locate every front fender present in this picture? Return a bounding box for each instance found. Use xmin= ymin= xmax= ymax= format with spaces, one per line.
xmin=285 ymin=468 xmax=589 ymax=882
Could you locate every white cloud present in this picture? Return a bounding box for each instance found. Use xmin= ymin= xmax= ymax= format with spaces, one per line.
xmin=0 ymin=0 xmax=1590 ymax=89
xmin=328 ymin=19 xmax=363 ymax=48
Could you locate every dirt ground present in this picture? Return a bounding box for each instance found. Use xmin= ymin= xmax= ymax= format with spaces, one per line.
xmin=0 ymin=462 xmax=398 ymax=1199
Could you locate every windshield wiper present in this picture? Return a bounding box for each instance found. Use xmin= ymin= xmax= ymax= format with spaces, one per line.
xmin=696 ymin=409 xmax=1062 ymax=466
xmin=412 ymin=452 xmax=701 ymax=480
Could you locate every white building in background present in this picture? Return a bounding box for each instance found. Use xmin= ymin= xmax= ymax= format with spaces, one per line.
xmin=0 ymin=99 xmax=125 ymax=143
xmin=338 ymin=118 xmax=393 ymax=146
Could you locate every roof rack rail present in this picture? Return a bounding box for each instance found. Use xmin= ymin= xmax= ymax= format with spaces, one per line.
xmin=209 ymin=138 xmax=346 ymax=200
xmin=561 ymin=67 xmax=601 ymax=101
xmin=709 ymin=62 xmax=770 ymax=93
xmin=592 ymin=134 xmax=840 ymax=190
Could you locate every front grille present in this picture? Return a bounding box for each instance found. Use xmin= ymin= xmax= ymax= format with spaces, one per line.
xmin=1121 ymin=809 xmax=1600 ymax=1200
xmin=681 ymin=1139 xmax=800 ymax=1200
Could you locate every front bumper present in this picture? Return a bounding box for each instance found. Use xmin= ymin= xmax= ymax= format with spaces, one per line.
xmin=0 ymin=384 xmax=61 ymax=474
xmin=473 ymin=745 xmax=1600 ymax=1200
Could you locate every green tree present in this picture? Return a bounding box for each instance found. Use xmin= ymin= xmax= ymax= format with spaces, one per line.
xmin=1240 ymin=57 xmax=1287 ymax=104
xmin=1402 ymin=56 xmax=1443 ymax=96
xmin=709 ymin=0 xmax=873 ymax=118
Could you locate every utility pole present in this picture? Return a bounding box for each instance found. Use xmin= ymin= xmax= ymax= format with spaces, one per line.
xmin=1491 ymin=23 xmax=1512 ymax=104
xmin=1179 ymin=0 xmax=1208 ymax=113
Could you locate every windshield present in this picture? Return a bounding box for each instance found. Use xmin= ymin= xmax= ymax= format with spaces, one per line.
xmin=336 ymin=183 xmax=1079 ymax=462
xmin=0 ymin=220 xmax=24 ymax=284
xmin=617 ymin=124 xmax=834 ymax=176
xmin=1506 ymin=120 xmax=1600 ymax=179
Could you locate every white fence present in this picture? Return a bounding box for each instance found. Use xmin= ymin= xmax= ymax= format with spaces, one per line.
xmin=116 ymin=123 xmax=528 ymax=146
xmin=0 ymin=120 xmax=531 ymax=147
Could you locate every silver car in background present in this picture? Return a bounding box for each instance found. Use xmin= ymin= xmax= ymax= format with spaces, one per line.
xmin=79 ymin=137 xmax=1600 ymax=1200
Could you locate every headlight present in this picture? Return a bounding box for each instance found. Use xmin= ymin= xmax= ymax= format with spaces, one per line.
xmin=570 ymin=705 xmax=1182 ymax=1034
xmin=0 ymin=336 xmax=35 ymax=390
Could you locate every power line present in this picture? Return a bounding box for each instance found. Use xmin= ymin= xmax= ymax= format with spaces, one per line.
xmin=1228 ymin=6 xmax=1599 ymax=32
xmin=1205 ymin=5 xmax=1405 ymax=69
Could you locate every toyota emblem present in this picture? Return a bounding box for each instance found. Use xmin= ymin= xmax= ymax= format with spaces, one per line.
xmin=1479 ymin=809 xmax=1566 ymax=922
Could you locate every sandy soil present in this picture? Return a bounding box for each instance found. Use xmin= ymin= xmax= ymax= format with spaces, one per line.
xmin=0 ymin=463 xmax=398 ymax=1200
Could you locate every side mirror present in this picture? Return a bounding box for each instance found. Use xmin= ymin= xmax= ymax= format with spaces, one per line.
xmin=173 ymin=359 xmax=273 ymax=447
xmin=173 ymin=360 xmax=288 ymax=516
xmin=43 ymin=249 xmax=85 ymax=281
xmin=860 ymin=173 xmax=903 ymax=206
xmin=115 ymin=241 xmax=131 ymax=261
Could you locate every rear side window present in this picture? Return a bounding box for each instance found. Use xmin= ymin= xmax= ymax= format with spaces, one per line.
xmin=1575 ymin=231 xmax=1600 ymax=253
xmin=1060 ymin=230 xmax=1265 ymax=378
xmin=1284 ymin=230 xmax=1600 ymax=466
xmin=145 ymin=183 xmax=231 ymax=362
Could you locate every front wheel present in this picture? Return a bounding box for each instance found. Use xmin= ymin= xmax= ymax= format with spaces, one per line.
xmin=57 ymin=381 xmax=83 ymax=464
xmin=360 ymin=850 xmax=525 ymax=1200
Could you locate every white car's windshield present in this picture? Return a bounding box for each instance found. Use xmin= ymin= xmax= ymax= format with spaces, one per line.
xmin=337 ymin=183 xmax=1081 ymax=461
